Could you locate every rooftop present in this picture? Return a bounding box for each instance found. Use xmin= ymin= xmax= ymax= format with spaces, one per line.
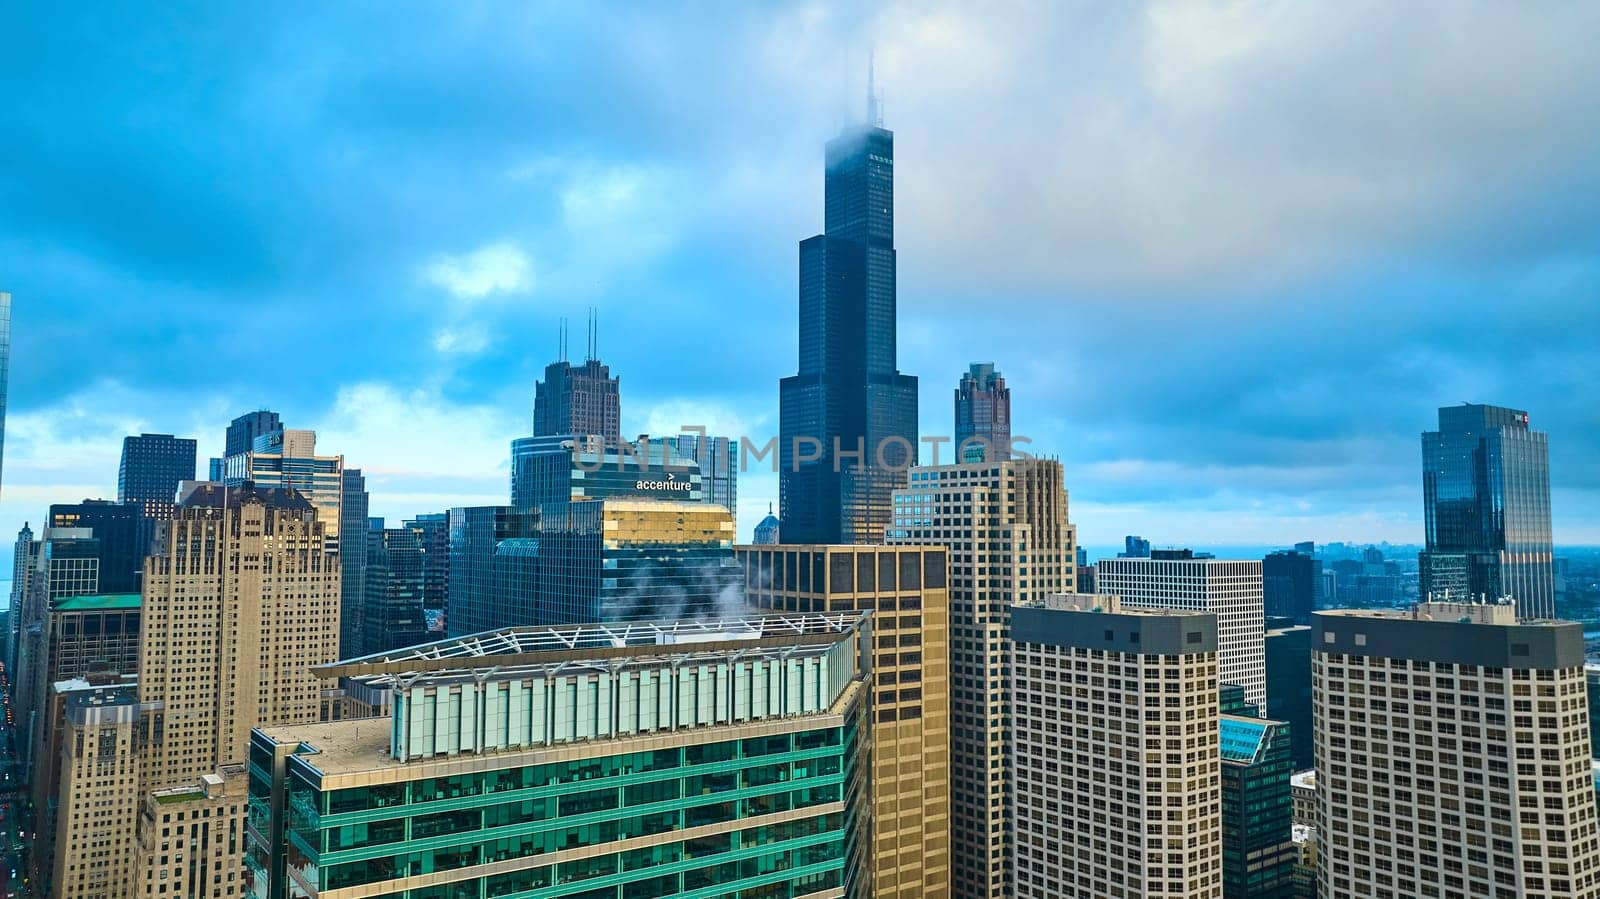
xmin=54 ymin=593 xmax=141 ymax=612
xmin=314 ymin=611 xmax=868 ymax=689
xmin=1318 ymin=600 xmax=1560 ymax=627
xmin=1219 ymin=716 xmax=1272 ymax=764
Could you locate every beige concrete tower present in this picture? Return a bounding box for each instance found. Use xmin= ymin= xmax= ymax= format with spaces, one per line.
xmin=889 ymin=457 xmax=1076 ymax=899
xmin=1012 ymin=594 xmax=1223 ymax=898
xmin=1314 ymin=602 xmax=1600 ymax=898
xmin=739 ymin=544 xmax=953 ymax=899
xmin=137 ymin=482 xmax=340 ymax=789
xmin=53 ymin=685 xmax=141 ymax=899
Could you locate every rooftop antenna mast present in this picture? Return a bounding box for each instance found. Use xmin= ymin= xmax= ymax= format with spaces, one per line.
xmin=867 ymin=50 xmax=882 ymax=127
xmin=558 ymin=317 xmax=568 ymax=362
xmin=587 ymin=307 xmax=598 ymax=361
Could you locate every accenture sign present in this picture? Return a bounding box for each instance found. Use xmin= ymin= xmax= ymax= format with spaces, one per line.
xmin=634 ymin=472 xmax=694 ymax=494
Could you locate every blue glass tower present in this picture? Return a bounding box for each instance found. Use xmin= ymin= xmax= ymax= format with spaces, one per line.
xmin=1420 ymin=403 xmax=1554 ymax=618
xmin=779 ymin=93 xmax=917 ymax=545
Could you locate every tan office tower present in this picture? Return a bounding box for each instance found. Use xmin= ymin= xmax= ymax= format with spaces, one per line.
xmin=138 ymin=482 xmax=341 ymax=789
xmin=889 ymin=458 xmax=1075 ymax=899
xmin=1314 ymin=602 xmax=1600 ymax=899
xmin=739 ymin=544 xmax=952 ymax=899
xmin=53 ymin=684 xmax=141 ymax=899
xmin=136 ymin=765 xmax=250 ymax=899
xmin=1012 ymin=594 xmax=1223 ymax=898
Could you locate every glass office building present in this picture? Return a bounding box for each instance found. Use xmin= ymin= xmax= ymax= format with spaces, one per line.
xmin=446 ymin=505 xmax=539 ymax=637
xmin=510 ymin=435 xmax=704 ymax=510
xmin=359 ymin=526 xmax=428 ymax=656
xmin=247 ymin=613 xmax=870 ymax=899
xmin=449 ymin=499 xmax=740 ymax=635
xmin=402 ymin=512 xmax=450 ymax=635
xmin=778 ymin=103 xmax=918 ymax=546
xmin=664 ymin=434 xmax=738 ymax=528
xmin=0 ymin=292 xmax=10 ymax=500
xmin=1219 ymin=685 xmax=1298 ymax=898
xmin=1420 ymin=403 xmax=1555 ymax=618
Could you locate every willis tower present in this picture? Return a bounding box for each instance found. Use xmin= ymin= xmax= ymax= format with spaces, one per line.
xmin=780 ymin=76 xmax=918 ymax=544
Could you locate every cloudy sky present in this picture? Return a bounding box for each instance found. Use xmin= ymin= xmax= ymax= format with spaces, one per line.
xmin=3 ymin=1 xmax=1598 ymax=562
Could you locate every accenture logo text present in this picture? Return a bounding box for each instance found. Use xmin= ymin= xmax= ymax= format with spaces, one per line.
xmin=635 ymin=473 xmax=694 ymax=491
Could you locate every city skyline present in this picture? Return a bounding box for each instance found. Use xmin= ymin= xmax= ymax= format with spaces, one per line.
xmin=4 ymin=3 xmax=1600 ymax=564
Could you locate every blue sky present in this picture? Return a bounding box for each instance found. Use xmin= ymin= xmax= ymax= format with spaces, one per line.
xmin=2 ymin=1 xmax=1599 ymax=558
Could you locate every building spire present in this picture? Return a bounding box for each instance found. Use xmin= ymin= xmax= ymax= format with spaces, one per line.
xmin=867 ymin=50 xmax=881 ymax=127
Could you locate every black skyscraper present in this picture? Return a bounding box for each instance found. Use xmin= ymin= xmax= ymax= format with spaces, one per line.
xmin=47 ymin=500 xmax=149 ymax=594
xmin=533 ymin=314 xmax=621 ymax=446
xmin=1263 ymin=549 xmax=1318 ymax=626
xmin=225 ymin=409 xmax=282 ymax=457
xmin=118 ymin=433 xmax=197 ymax=521
xmin=779 ymin=92 xmax=917 ymax=545
xmin=1420 ymin=403 xmax=1554 ymax=618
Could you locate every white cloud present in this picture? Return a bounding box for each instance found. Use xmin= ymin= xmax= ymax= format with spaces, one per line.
xmin=423 ymin=241 xmax=532 ymax=301
xmin=432 ymin=326 xmax=489 ymax=354
xmin=635 ymin=399 xmax=764 ymax=444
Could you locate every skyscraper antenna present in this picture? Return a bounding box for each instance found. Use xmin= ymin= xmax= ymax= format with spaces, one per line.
xmin=558 ymin=317 xmax=567 ymax=362
xmin=867 ymin=50 xmax=880 ymax=126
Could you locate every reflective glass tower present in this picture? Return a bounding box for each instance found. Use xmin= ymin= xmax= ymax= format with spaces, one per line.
xmin=0 ymin=292 xmax=10 ymax=500
xmin=779 ymin=88 xmax=917 ymax=544
xmin=1420 ymin=403 xmax=1554 ymax=618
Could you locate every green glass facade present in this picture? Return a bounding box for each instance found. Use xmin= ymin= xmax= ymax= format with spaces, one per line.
xmin=250 ymin=722 xmax=863 ymax=899
xmin=1219 ymin=710 xmax=1298 ymax=899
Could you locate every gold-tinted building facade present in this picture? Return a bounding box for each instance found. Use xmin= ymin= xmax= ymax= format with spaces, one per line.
xmin=739 ymin=544 xmax=952 ymax=899
xmin=889 ymin=459 xmax=1076 ymax=899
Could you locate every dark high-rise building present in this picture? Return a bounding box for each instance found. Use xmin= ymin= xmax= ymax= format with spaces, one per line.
xmin=510 ymin=435 xmax=703 ymax=509
xmin=1121 ymin=535 xmax=1151 ymax=558
xmin=339 ymin=468 xmax=369 ymax=658
xmin=954 ymin=362 xmax=1010 ymax=462
xmin=664 ymin=433 xmax=738 ymax=526
xmin=1420 ymin=403 xmax=1555 ymax=618
xmin=117 ymin=433 xmax=197 ymax=522
xmin=1218 ymin=685 xmax=1298 ymax=898
xmin=47 ymin=500 xmax=149 ymax=594
xmin=446 ymin=506 xmax=538 ymax=638
xmin=360 ymin=525 xmax=428 ymax=655
xmin=1263 ymin=549 xmax=1318 ymax=626
xmin=224 ymin=409 xmax=281 ymax=458
xmin=778 ymin=96 xmax=918 ymax=545
xmin=532 ymin=317 xmax=621 ymax=446
xmin=402 ymin=512 xmax=450 ymax=634
xmin=1265 ymin=624 xmax=1314 ymax=772
xmin=446 ymin=500 xmax=739 ymax=636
